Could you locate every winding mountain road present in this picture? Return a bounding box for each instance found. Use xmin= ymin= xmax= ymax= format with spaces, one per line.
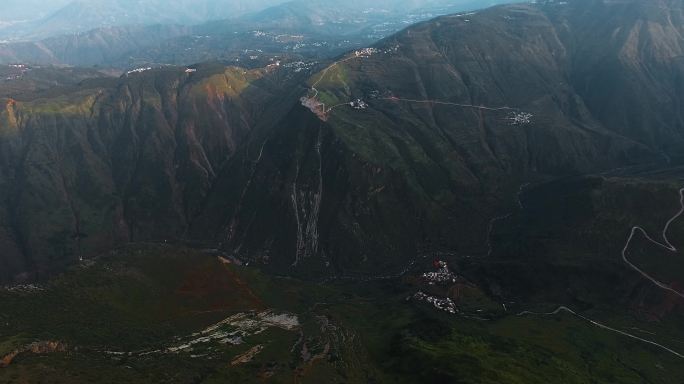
xmin=305 ymin=54 xmax=518 ymax=119
xmin=381 ymin=97 xmax=515 ymax=112
xmin=622 ymin=187 xmax=684 ymax=298
xmin=518 ymin=186 xmax=684 ymax=360
xmin=518 ymin=306 xmax=684 ymax=359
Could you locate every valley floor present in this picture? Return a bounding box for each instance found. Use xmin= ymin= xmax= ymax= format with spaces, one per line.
xmin=1 ymin=234 xmax=683 ymax=383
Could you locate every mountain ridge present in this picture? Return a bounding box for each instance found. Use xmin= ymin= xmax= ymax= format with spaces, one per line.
xmin=0 ymin=0 xmax=682 ymax=282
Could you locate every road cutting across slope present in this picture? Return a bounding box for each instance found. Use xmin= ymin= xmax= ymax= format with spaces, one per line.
xmin=518 ymin=306 xmax=684 ymax=359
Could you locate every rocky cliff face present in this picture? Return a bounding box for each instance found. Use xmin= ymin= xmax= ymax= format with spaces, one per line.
xmin=1 ymin=0 xmax=682 ymax=282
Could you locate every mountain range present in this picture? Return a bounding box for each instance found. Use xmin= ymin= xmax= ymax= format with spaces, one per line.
xmin=0 ymin=1 xmax=516 ymax=68
xmin=0 ymin=0 xmax=682 ymax=282
xmin=0 ymin=0 xmax=289 ymax=41
xmin=2 ymin=0 xmax=684 ymax=382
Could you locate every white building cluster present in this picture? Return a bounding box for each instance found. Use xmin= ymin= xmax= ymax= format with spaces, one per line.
xmin=413 ymin=291 xmax=457 ymax=314
xmin=507 ymin=111 xmax=533 ymax=125
xmin=126 ymin=67 xmax=153 ymax=76
xmin=422 ymin=261 xmax=457 ymax=285
xmin=354 ymin=47 xmax=379 ymax=58
xmin=350 ymin=99 xmax=368 ymax=110
xmin=284 ymin=61 xmax=317 ymax=73
xmin=2 ymin=284 xmax=44 ymax=293
xmin=4 ymin=64 xmax=31 ymax=81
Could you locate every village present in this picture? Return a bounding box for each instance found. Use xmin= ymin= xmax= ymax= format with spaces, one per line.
xmin=124 ymin=66 xmax=197 ymax=76
xmin=3 ymin=63 xmax=30 ymax=81
xmin=283 ymin=61 xmax=318 ymax=73
xmin=125 ymin=67 xmax=153 ymax=76
xmin=507 ymin=111 xmax=534 ymax=125
xmin=298 ymin=44 xmax=403 ymax=120
xmin=422 ymin=260 xmax=457 ymax=285
xmin=413 ymin=291 xmax=458 ymax=314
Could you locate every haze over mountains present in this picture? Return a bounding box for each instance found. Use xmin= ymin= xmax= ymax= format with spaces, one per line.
xmin=0 ymin=0 xmax=289 ymax=40
xmin=0 ymin=0 xmax=508 ymax=41
xmin=0 ymin=0 xmax=516 ymax=68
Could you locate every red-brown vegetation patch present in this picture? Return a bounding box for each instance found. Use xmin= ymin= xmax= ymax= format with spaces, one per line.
xmin=175 ymin=258 xmax=265 ymax=313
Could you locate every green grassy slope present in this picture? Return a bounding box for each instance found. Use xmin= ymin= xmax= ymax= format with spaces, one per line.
xmin=1 ymin=243 xmax=683 ymax=383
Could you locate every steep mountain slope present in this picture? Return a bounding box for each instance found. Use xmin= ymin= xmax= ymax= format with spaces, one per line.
xmin=0 ymin=63 xmax=308 ymax=281
xmin=548 ymin=0 xmax=684 ymax=151
xmin=1 ymin=0 xmax=683 ymax=282
xmin=206 ymin=0 xmax=681 ymax=276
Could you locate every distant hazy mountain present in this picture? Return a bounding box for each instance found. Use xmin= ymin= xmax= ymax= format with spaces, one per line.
xmin=0 ymin=0 xmax=517 ymax=67
xmin=0 ymin=24 xmax=193 ymax=67
xmin=233 ymin=0 xmax=513 ymax=34
xmin=0 ymin=0 xmax=290 ymax=41
xmin=0 ymin=0 xmax=513 ymax=42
